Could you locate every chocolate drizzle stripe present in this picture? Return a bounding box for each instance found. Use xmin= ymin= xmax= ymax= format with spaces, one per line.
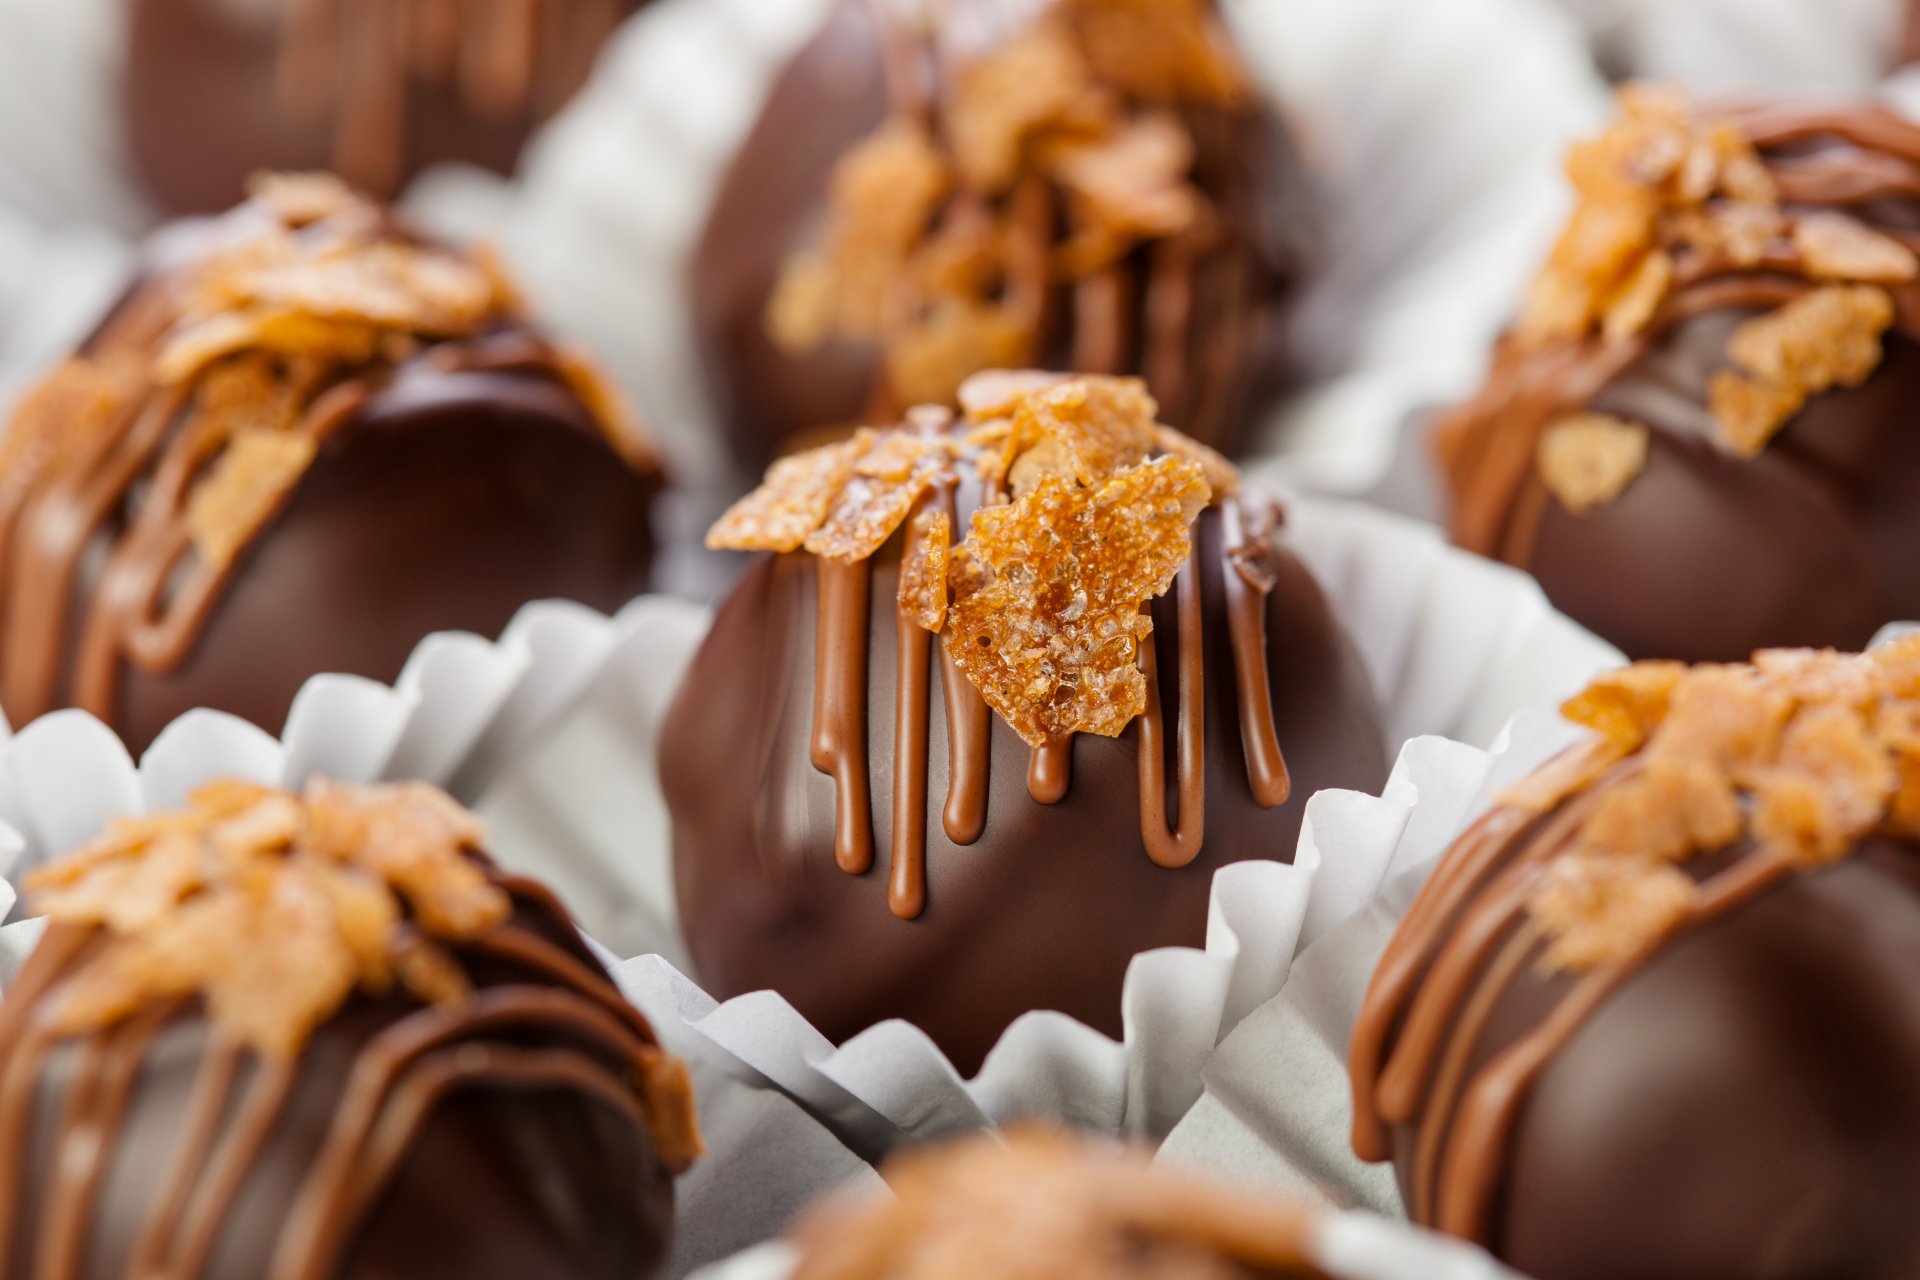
xmin=170 ymin=1059 xmax=298 ymax=1278
xmin=936 ymin=479 xmax=990 ymax=846
xmin=813 ymin=555 xmax=876 ymax=875
xmin=892 ymin=607 xmax=932 ymax=919
xmin=123 ymin=1041 xmax=242 ymax=1275
xmin=1137 ymin=559 xmax=1206 ymax=869
xmin=1221 ymin=499 xmax=1290 ymax=808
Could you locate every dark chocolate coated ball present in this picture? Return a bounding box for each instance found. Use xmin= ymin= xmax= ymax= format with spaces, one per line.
xmin=662 ymin=505 xmax=1386 ymax=1074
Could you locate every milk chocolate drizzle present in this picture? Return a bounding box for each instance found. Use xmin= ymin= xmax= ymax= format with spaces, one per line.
xmin=847 ymin=0 xmax=1267 ymax=453
xmin=1442 ymin=101 xmax=1920 ymax=565
xmin=0 ymin=868 xmax=683 ymax=1278
xmin=811 ymin=482 xmax=1291 ymax=919
xmin=277 ymin=0 xmax=624 ymax=196
xmin=0 ymin=263 xmax=611 ymax=737
xmin=1347 ymin=759 xmax=1798 ymax=1244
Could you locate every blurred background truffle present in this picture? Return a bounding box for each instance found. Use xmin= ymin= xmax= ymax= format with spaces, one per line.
xmin=0 ymin=173 xmax=660 ymax=750
xmin=1437 ymin=87 xmax=1920 ymax=663
xmin=690 ymin=0 xmax=1317 ymax=473
xmin=123 ymin=0 xmax=646 ymax=214
xmin=0 ymin=777 xmax=700 ymax=1279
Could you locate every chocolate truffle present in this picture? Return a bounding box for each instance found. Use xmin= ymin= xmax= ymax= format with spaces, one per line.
xmin=691 ymin=0 xmax=1316 ymax=472
xmin=0 ymin=777 xmax=701 ymax=1279
xmin=1437 ymin=87 xmax=1920 ymax=664
xmin=782 ymin=1127 xmax=1331 ymax=1279
xmin=664 ymin=371 xmax=1386 ymax=1073
xmin=0 ymin=174 xmax=660 ymax=752
xmin=124 ymin=0 xmax=645 ymax=213
xmin=1351 ymin=639 xmax=1920 ymax=1279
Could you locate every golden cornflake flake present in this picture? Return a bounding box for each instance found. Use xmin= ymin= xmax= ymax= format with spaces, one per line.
xmin=1009 ymin=376 xmax=1160 ymax=486
xmin=1048 ymin=115 xmax=1200 ymax=244
xmin=27 ymin=779 xmax=504 ymax=1058
xmin=950 ymin=26 xmax=1099 ymax=193
xmin=707 ymin=433 xmax=874 ymax=553
xmin=0 ymin=355 xmax=145 ymax=505
xmin=1152 ymin=425 xmax=1238 ymax=497
xmin=885 ymin=299 xmax=1032 ymax=410
xmin=1710 ymin=284 xmax=1894 ymax=455
xmin=958 ymin=369 xmax=1070 ymax=421
xmin=1599 ymin=248 xmax=1673 ymax=341
xmin=1536 ymin=412 xmax=1650 ymax=514
xmin=1520 ymin=635 xmax=1920 ymax=970
xmin=246 ymin=171 xmax=364 ymax=226
xmin=805 ymin=436 xmax=950 ymax=563
xmin=899 ymin=508 xmax=952 ymax=632
xmin=1531 ymin=853 xmax=1697 ymax=973
xmin=1791 ymin=211 xmax=1919 ymax=283
xmin=187 ymin=430 xmax=318 ymax=568
xmin=943 ymin=456 xmax=1209 ymax=747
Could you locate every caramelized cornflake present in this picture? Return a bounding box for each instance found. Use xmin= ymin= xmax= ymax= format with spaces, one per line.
xmin=885 ymin=298 xmax=1031 ymax=409
xmin=0 ymin=355 xmax=147 ymax=505
xmin=707 ymin=433 xmax=873 ymax=553
xmin=246 ymin=171 xmax=363 ymax=226
xmin=805 ymin=436 xmax=950 ymax=562
xmin=26 ymin=779 xmax=507 ymax=1057
xmin=1523 ymin=641 xmax=1920 ymax=970
xmin=1530 ymin=853 xmax=1697 ymax=972
xmin=787 ymin=1128 xmax=1322 ymax=1280
xmin=899 ymin=508 xmax=952 ymax=632
xmin=1152 ymin=425 xmax=1238 ymax=497
xmin=944 ymin=456 xmax=1209 ymax=747
xmin=1536 ymin=412 xmax=1650 ymax=513
xmin=1599 ymin=249 xmax=1673 ymax=341
xmin=187 ymin=430 xmax=318 ymax=568
xmin=1009 ymin=376 xmax=1159 ymax=485
xmin=1791 ymin=212 xmax=1919 ymax=283
xmin=1710 ymin=284 xmax=1894 ymax=455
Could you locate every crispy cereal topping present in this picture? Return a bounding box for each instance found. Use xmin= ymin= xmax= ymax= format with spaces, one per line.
xmin=26 ymin=779 xmax=506 ymax=1057
xmin=1506 ymin=637 xmax=1920 ymax=971
xmin=1536 ymin=412 xmax=1650 ymax=514
xmin=708 ymin=372 xmax=1234 ymax=745
xmin=1709 ymin=284 xmax=1894 ymax=455
xmin=4 ymin=176 xmax=652 ymax=574
xmin=765 ymin=0 xmax=1249 ymax=410
xmin=787 ymin=1127 xmax=1325 ymax=1280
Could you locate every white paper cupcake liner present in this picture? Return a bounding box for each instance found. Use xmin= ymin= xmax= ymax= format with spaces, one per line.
xmin=685 ymin=1207 xmax=1529 ymax=1280
xmin=1545 ymin=0 xmax=1904 ymax=93
xmin=398 ymin=0 xmax=1609 ymax=513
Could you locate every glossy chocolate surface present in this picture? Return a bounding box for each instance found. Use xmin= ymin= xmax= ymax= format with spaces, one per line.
xmin=662 ymin=506 xmax=1386 ymax=1074
xmin=689 ymin=0 xmax=1316 ymax=473
xmin=0 ymin=873 xmax=677 ymax=1280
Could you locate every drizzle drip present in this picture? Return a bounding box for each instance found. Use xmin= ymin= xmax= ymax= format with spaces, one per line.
xmin=1443 ymin=102 xmax=1920 ymax=566
xmin=277 ymin=0 xmax=626 ymax=196
xmin=0 ymin=867 xmax=683 ymax=1279
xmin=810 ymin=490 xmax=1292 ymax=914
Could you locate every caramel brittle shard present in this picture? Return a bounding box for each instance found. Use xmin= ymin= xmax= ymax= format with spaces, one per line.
xmin=1536 ymin=413 xmax=1650 ymax=514
xmin=951 ymin=26 xmax=1100 ymax=193
xmin=1010 ymin=376 xmax=1160 ymax=485
xmin=707 ymin=432 xmax=874 ymax=553
xmin=0 ymin=355 xmax=146 ymax=503
xmin=885 ymin=298 xmax=1031 ymax=409
xmin=26 ymin=779 xmax=505 ymax=1057
xmin=1750 ymin=703 xmax=1896 ymax=867
xmin=805 ymin=434 xmax=952 ymax=562
xmin=1791 ymin=211 xmax=1919 ymax=283
xmin=1561 ymin=660 xmax=1688 ymax=748
xmin=246 ymin=171 xmax=364 ymax=227
xmin=1521 ymin=86 xmax=1778 ymax=345
xmin=944 ymin=455 xmax=1210 ymax=747
xmin=1710 ymin=284 xmax=1894 ymax=455
xmin=899 ymin=508 xmax=952 ymax=632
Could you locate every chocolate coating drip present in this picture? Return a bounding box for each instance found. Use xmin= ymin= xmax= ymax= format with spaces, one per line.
xmin=0 ymin=213 xmax=657 ymax=753
xmin=0 ymin=870 xmax=680 ymax=1280
xmin=664 ymin=498 xmax=1386 ymax=1072
xmin=1441 ymin=100 xmax=1920 ymax=663
xmin=123 ymin=0 xmax=643 ymax=213
xmin=689 ymin=0 xmax=1315 ymax=471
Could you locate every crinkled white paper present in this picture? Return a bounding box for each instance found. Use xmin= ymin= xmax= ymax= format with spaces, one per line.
xmin=1548 ymin=0 xmax=1904 ymax=94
